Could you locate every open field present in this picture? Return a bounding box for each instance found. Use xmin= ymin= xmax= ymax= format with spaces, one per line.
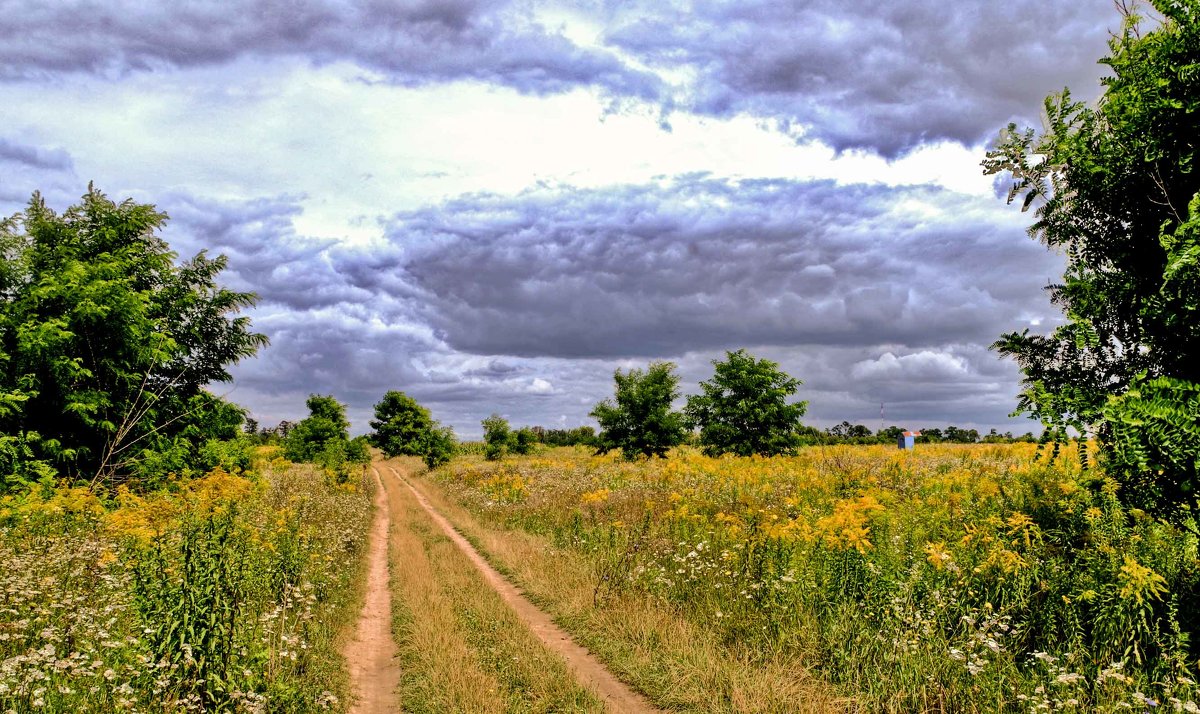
xmin=422 ymin=443 xmax=1200 ymax=712
xmin=7 ymin=443 xmax=1199 ymax=713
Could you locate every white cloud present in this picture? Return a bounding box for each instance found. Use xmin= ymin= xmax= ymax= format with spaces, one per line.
xmin=851 ymin=350 xmax=971 ymax=382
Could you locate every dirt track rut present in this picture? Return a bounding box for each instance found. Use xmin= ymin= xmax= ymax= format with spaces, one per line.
xmin=382 ymin=461 xmax=661 ymax=714
xmin=344 ymin=467 xmax=402 ymax=714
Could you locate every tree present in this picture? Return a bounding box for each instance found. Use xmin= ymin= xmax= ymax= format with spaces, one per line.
xmin=482 ymin=414 xmax=511 ymax=461
xmin=826 ymin=421 xmax=873 ymax=440
xmin=284 ymin=394 xmax=350 ymax=463
xmin=941 ymin=426 xmax=978 ymax=444
xmin=877 ymin=425 xmax=905 ymax=443
xmin=984 ymin=1 xmax=1200 ymax=511
xmin=283 ymin=394 xmax=370 ymax=482
xmin=367 ymin=390 xmax=457 ymax=469
xmin=590 ymin=361 xmax=685 ymax=459
xmin=421 ymin=425 xmax=456 ymax=469
xmin=533 ymin=426 xmax=597 ymax=447
xmin=369 ymin=391 xmax=435 ymax=457
xmin=0 ymin=187 xmax=266 ymax=487
xmin=683 ymin=350 xmax=808 ymax=457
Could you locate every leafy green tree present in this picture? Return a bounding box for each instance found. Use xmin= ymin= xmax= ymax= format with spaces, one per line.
xmin=346 ymin=435 xmax=372 ymax=464
xmin=684 ymin=350 xmax=807 ymax=457
xmin=591 ymin=361 xmax=685 ymax=459
xmin=283 ymin=394 xmax=350 ymax=463
xmin=283 ymin=395 xmax=372 ymax=483
xmin=0 ymin=187 xmax=265 ymax=486
xmin=421 ymin=425 xmax=456 ymax=469
xmin=984 ymin=1 xmax=1200 ymax=511
xmin=368 ymin=391 xmax=435 ymax=457
xmin=482 ymin=414 xmax=511 ymax=461
xmin=943 ymin=426 xmax=980 ymax=444
xmin=826 ymin=421 xmax=872 ymax=440
xmin=535 ymin=425 xmax=597 ymax=447
xmin=368 ymin=390 xmax=456 ymax=469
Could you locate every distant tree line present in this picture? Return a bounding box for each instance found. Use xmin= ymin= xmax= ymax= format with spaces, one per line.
xmin=803 ymin=422 xmax=1038 ymax=445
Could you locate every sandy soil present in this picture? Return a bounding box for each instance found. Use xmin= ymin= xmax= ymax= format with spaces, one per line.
xmin=344 ymin=467 xmax=402 ymax=714
xmin=383 ymin=462 xmax=662 ymax=714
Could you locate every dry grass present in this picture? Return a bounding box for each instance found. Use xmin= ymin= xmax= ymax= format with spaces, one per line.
xmin=382 ymin=458 xmax=603 ymax=713
xmin=405 ymin=460 xmax=844 ymax=713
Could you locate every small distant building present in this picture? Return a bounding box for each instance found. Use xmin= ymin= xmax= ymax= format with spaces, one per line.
xmin=898 ymin=431 xmax=921 ymax=450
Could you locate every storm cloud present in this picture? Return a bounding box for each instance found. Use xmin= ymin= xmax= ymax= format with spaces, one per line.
xmin=0 ymin=0 xmax=1118 ymax=156
xmin=0 ymin=0 xmax=662 ymax=101
xmin=0 ymin=1 xmax=1113 ymax=435
xmin=394 ymin=177 xmax=1062 ymax=357
xmin=604 ymin=0 xmax=1116 ymax=155
xmin=142 ymin=176 xmax=1062 ymax=435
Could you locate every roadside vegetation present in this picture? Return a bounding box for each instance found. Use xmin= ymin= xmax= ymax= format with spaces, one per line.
xmin=0 ymin=190 xmax=375 ymax=713
xmin=0 ymin=452 xmax=373 ymax=713
xmin=430 ymin=443 xmax=1200 ymax=712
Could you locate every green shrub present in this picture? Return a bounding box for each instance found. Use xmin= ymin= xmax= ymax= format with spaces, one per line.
xmin=511 ymin=427 xmax=538 ymax=455
xmin=482 ymin=414 xmax=511 ymax=461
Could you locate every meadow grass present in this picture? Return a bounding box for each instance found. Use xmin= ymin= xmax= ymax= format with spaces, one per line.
xmin=413 ymin=458 xmax=840 ymax=713
xmin=428 ymin=443 xmax=1200 ymax=712
xmin=0 ymin=450 xmax=373 ymax=713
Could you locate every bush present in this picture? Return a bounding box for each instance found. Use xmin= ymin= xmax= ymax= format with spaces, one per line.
xmin=511 ymin=427 xmax=538 ymax=455
xmin=422 ymin=426 xmax=456 ymax=469
xmin=368 ymin=390 xmax=456 ymax=469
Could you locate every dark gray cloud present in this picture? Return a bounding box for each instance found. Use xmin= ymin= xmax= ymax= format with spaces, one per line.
xmin=143 ymin=177 xmax=1062 ymax=435
xmin=392 ymin=177 xmax=1062 ymax=358
xmin=0 ymin=137 xmax=73 ymax=170
xmin=0 ymin=0 xmax=662 ymax=101
xmin=0 ymin=1 xmax=1118 ymax=157
xmin=0 ymin=138 xmax=78 ymax=211
xmin=603 ymin=0 xmax=1116 ymax=155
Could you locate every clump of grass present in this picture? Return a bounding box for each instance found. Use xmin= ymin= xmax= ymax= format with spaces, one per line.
xmin=432 ymin=444 xmax=1200 ymax=712
xmin=0 ymin=459 xmax=372 ymax=713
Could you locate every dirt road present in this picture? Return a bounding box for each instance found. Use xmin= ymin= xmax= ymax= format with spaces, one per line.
xmin=382 ymin=461 xmax=661 ymax=714
xmin=344 ymin=467 xmax=402 ymax=714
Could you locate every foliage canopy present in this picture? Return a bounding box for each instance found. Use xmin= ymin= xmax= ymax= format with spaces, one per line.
xmin=985 ymin=1 xmax=1200 ymax=512
xmin=590 ymin=361 xmax=686 ymax=459
xmin=684 ymin=349 xmax=808 ymax=457
xmin=482 ymin=414 xmax=511 ymax=461
xmin=368 ymin=390 xmax=455 ymax=469
xmin=0 ymin=187 xmax=266 ymax=488
xmin=283 ymin=394 xmax=369 ymax=481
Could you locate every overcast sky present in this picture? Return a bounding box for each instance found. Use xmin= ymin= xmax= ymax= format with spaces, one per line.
xmin=0 ymin=0 xmax=1119 ymax=437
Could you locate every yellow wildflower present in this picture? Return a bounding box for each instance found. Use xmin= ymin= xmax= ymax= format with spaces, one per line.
xmin=1117 ymin=556 xmax=1167 ymax=605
